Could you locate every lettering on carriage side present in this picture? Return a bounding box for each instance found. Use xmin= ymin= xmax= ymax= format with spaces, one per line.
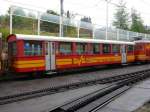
xmin=135 ymin=55 xmax=146 ymax=59
xmin=87 ymin=57 xmax=96 ymax=63
xmin=146 ymin=45 xmax=150 ymax=49
xmin=72 ymin=56 xmax=122 ymax=65
xmin=73 ymin=56 xmax=86 ymax=65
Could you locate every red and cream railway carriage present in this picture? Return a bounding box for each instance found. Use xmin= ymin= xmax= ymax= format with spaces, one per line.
xmin=134 ymin=40 xmax=150 ymax=62
xmin=7 ymin=34 xmax=135 ymax=73
xmin=0 ymin=33 xmax=2 ymax=72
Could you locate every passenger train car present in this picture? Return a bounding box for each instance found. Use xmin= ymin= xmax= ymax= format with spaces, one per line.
xmin=135 ymin=40 xmax=150 ymax=62
xmin=0 ymin=33 xmax=2 ymax=72
xmin=7 ymin=34 xmax=135 ymax=73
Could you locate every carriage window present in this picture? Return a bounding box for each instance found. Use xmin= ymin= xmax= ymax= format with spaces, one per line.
xmin=13 ymin=42 xmax=17 ymax=56
xmin=76 ymin=43 xmax=87 ymax=54
xmin=59 ymin=42 xmax=72 ymax=54
xmin=9 ymin=42 xmax=17 ymax=56
xmin=45 ymin=42 xmax=48 ymax=55
xmin=103 ymin=44 xmax=111 ymax=54
xmin=128 ymin=45 xmax=134 ymax=52
xmin=135 ymin=44 xmax=143 ymax=50
xmin=24 ymin=41 xmax=42 ymax=56
xmin=93 ymin=44 xmax=100 ymax=54
xmin=112 ymin=44 xmax=120 ymax=53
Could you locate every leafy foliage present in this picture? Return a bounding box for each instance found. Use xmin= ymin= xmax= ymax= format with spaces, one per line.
xmin=0 ymin=14 xmax=9 ymax=40
xmin=113 ymin=0 xmax=129 ymax=30
xmin=81 ymin=16 xmax=92 ymax=23
xmin=130 ymin=9 xmax=145 ymax=33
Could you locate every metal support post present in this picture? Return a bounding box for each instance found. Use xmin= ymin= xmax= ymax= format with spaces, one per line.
xmin=145 ymin=34 xmax=147 ymax=40
xmin=127 ymin=31 xmax=129 ymax=40
xmin=136 ymin=32 xmax=139 ymax=37
xmin=10 ymin=6 xmax=13 ymax=34
xmin=117 ymin=29 xmax=119 ymax=40
xmin=77 ymin=21 xmax=80 ymax=38
xmin=59 ymin=0 xmax=64 ymax=37
xmin=92 ymin=25 xmax=95 ymax=39
xmin=37 ymin=12 xmax=40 ymax=35
xmin=105 ymin=0 xmax=108 ymax=40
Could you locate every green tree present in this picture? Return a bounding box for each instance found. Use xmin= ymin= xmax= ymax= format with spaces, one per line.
xmin=113 ymin=0 xmax=129 ymax=30
xmin=0 ymin=14 xmax=9 ymax=40
xmin=81 ymin=16 xmax=92 ymax=23
xmin=130 ymin=9 xmax=145 ymax=33
xmin=0 ymin=15 xmax=9 ymax=27
xmin=47 ymin=10 xmax=59 ymax=16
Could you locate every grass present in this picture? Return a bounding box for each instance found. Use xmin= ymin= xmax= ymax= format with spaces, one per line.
xmin=0 ymin=27 xmax=93 ymax=39
xmin=134 ymin=102 xmax=150 ymax=112
xmin=0 ymin=27 xmax=9 ymax=40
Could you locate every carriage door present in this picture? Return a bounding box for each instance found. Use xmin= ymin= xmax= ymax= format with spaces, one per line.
xmin=45 ymin=42 xmax=56 ymax=71
xmin=121 ymin=45 xmax=127 ymax=63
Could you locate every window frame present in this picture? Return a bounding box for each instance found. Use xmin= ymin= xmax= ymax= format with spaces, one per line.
xmin=112 ymin=44 xmax=120 ymax=54
xmin=58 ymin=42 xmax=73 ymax=55
xmin=127 ymin=45 xmax=134 ymax=53
xmin=135 ymin=44 xmax=144 ymax=51
xmin=24 ymin=40 xmax=43 ymax=56
xmin=8 ymin=41 xmax=17 ymax=56
xmin=76 ymin=43 xmax=87 ymax=55
xmin=92 ymin=43 xmax=100 ymax=54
xmin=102 ymin=44 xmax=111 ymax=54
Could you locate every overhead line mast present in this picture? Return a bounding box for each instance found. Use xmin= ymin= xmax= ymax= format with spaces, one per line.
xmin=60 ymin=0 xmax=64 ymax=37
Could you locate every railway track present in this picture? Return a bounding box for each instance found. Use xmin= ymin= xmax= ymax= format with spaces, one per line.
xmin=50 ymin=70 xmax=150 ymax=112
xmin=0 ymin=69 xmax=150 ymax=106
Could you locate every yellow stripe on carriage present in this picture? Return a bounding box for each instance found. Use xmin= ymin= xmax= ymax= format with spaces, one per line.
xmin=56 ymin=59 xmax=72 ymax=65
xmin=13 ymin=63 xmax=45 ymax=68
xmin=56 ymin=56 xmax=122 ymax=66
xmin=135 ymin=55 xmax=147 ymax=60
xmin=13 ymin=60 xmax=45 ymax=68
xmin=14 ymin=60 xmax=45 ymax=65
xmin=127 ymin=55 xmax=135 ymax=61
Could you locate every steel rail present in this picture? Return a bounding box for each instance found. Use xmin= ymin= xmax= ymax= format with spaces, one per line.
xmin=50 ymin=70 xmax=150 ymax=112
xmin=0 ymin=70 xmax=149 ymax=105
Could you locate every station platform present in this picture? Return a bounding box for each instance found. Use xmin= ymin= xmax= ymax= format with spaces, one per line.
xmin=98 ymin=78 xmax=150 ymax=112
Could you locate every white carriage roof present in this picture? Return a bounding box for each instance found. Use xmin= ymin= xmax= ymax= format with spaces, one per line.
xmin=15 ymin=34 xmax=134 ymax=45
xmin=134 ymin=40 xmax=150 ymax=43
